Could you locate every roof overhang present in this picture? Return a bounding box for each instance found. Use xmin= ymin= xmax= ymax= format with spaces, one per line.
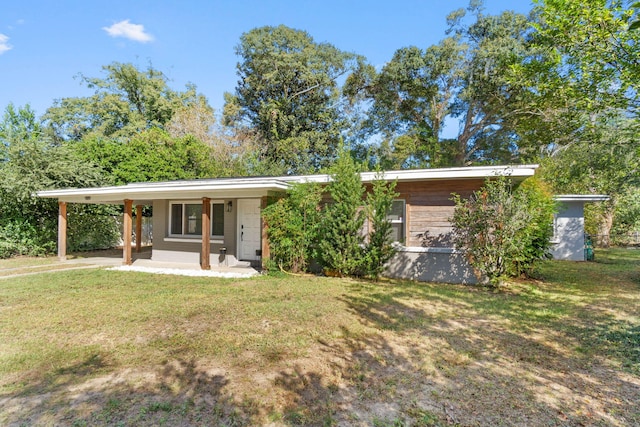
xmin=286 ymin=164 xmax=539 ymax=184
xmin=36 ymin=164 xmax=540 ymax=204
xmin=554 ymin=195 xmax=610 ymax=202
xmin=37 ymin=178 xmax=291 ymax=204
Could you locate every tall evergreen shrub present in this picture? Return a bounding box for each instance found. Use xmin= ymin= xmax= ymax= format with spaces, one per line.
xmin=363 ymin=174 xmax=399 ymax=280
xmin=317 ymin=148 xmax=366 ymax=276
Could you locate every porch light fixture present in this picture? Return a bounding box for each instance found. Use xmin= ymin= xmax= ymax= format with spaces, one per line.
xmin=227 ymin=201 xmax=233 ymax=212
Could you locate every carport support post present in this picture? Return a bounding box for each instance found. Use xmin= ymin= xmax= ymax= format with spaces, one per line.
xmin=123 ymin=199 xmax=133 ymax=265
xmin=135 ymin=205 xmax=143 ymax=253
xmin=261 ymin=196 xmax=270 ymax=269
xmin=201 ymin=197 xmax=211 ymax=270
xmin=58 ymin=201 xmax=67 ymax=261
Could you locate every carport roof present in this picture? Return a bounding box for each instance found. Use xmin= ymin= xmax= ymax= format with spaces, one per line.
xmin=36 ymin=178 xmax=292 ymax=204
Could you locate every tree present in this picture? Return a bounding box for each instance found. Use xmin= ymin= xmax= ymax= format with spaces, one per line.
xmin=0 ymin=104 xmax=119 ymax=257
xmin=317 ymin=147 xmax=366 ymax=276
xmin=45 ymin=62 xmax=202 ymax=141
xmin=539 ymin=116 xmax=640 ymax=246
xmin=531 ymin=0 xmax=640 ymax=119
xmin=71 ymin=128 xmax=219 ymax=185
xmin=630 ymin=2 xmax=640 ymax=30
xmin=223 ymin=25 xmax=364 ymax=174
xmin=166 ymin=95 xmax=259 ymax=177
xmin=348 ymin=3 xmax=537 ymax=168
xmin=509 ymin=1 xmax=640 ymax=242
xmin=263 ymin=151 xmax=399 ymax=278
xmin=451 ymin=176 xmax=556 ymax=285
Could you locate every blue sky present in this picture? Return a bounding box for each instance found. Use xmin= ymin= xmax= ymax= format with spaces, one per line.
xmin=0 ymin=1 xmax=534 ymax=120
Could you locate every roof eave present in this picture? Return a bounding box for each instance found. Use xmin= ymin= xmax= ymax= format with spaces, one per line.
xmin=37 ymin=180 xmax=291 ymax=204
xmin=554 ymin=195 xmax=610 ymax=202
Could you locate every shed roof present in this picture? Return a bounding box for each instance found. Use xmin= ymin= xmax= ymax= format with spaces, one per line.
xmin=554 ymin=195 xmax=610 ymax=202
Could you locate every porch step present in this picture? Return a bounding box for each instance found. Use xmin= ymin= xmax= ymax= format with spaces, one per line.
xmin=232 ymin=261 xmax=252 ymax=268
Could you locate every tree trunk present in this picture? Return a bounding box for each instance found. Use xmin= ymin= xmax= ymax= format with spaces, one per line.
xmin=597 ymin=206 xmax=615 ymax=248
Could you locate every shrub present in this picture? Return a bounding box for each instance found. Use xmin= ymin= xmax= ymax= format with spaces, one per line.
xmin=67 ymin=204 xmax=121 ymax=252
xmin=451 ymin=176 xmax=555 ymax=285
xmin=264 ymin=148 xmax=399 ymax=279
xmin=262 ymin=183 xmax=322 ymax=273
xmin=317 ymin=147 xmax=366 ymax=277
xmin=362 ymin=174 xmax=398 ymax=280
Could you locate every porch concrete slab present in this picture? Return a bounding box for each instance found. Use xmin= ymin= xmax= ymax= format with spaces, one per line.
xmin=131 ymin=258 xmax=257 ymax=274
xmin=108 ymin=262 xmax=259 ymax=278
xmin=62 ymin=250 xmax=260 ymax=277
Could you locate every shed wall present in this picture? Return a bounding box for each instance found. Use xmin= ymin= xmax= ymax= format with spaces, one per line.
xmin=550 ymin=201 xmax=585 ymax=261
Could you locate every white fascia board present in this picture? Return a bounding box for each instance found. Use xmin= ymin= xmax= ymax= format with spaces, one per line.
xmin=554 ymin=194 xmax=610 ymax=202
xmin=36 ymin=165 xmax=539 ymax=203
xmin=284 ymin=164 xmax=538 ymax=184
xmin=359 ymin=165 xmax=538 ymax=182
xmin=37 ymin=179 xmax=291 ymax=204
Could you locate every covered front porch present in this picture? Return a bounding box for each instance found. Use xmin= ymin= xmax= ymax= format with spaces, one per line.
xmin=37 ymin=177 xmax=293 ymax=271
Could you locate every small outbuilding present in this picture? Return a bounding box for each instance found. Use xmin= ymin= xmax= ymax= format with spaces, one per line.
xmin=550 ymin=195 xmax=610 ymax=261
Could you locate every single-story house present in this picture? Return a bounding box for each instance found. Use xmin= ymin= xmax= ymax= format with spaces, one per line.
xmin=36 ymin=164 xmax=605 ymax=283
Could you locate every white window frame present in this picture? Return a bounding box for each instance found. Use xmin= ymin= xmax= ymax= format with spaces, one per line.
xmin=388 ymin=199 xmax=406 ymax=244
xmin=168 ymin=200 xmax=225 ymax=239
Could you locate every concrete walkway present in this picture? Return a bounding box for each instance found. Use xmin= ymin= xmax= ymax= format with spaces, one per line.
xmin=0 ymin=264 xmax=103 ymax=280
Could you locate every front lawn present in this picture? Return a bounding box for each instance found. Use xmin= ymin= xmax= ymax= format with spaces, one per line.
xmin=1 ymin=249 xmax=638 ymax=426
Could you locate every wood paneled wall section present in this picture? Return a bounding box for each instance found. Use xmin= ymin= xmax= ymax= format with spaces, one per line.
xmin=396 ymin=179 xmax=484 ymax=247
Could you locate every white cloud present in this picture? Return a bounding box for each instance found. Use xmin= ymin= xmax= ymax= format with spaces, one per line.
xmin=0 ymin=34 xmax=12 ymax=54
xmin=102 ymin=20 xmax=153 ymax=43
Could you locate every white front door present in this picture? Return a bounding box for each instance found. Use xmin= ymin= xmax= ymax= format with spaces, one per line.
xmin=237 ymin=199 xmax=261 ymax=261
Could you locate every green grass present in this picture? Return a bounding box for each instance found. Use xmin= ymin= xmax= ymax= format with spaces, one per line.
xmin=1 ymin=249 xmax=639 ymax=426
xmin=0 ymin=270 xmax=370 ymax=389
xmin=0 ymin=255 xmax=59 ymax=269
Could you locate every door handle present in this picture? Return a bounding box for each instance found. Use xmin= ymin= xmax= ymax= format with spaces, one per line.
xmin=241 ymin=231 xmax=243 ymax=241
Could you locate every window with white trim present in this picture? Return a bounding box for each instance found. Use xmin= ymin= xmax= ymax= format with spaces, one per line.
xmin=169 ymin=201 xmax=225 ymax=238
xmin=388 ymin=200 xmax=405 ymax=243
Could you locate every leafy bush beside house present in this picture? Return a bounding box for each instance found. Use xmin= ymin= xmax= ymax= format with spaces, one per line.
xmin=450 ymin=176 xmax=555 ymax=285
xmin=262 ymin=183 xmax=322 ymax=273
xmin=263 ymin=150 xmax=398 ymax=280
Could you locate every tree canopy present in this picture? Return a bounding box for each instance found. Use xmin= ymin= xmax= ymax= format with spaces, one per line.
xmin=347 ymin=5 xmax=537 ymax=168
xmin=71 ymin=128 xmax=219 ymax=185
xmin=223 ymin=25 xmax=365 ymax=174
xmin=45 ymin=62 xmax=202 ymax=141
xmin=0 ymin=104 xmax=118 ymax=257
